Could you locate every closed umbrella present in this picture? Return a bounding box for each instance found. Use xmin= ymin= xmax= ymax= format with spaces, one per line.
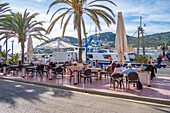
xmin=115 ymin=12 xmax=128 ymax=65
xmin=27 ymin=36 xmax=33 ymax=62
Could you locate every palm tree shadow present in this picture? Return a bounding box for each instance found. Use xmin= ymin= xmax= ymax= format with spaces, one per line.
xmin=0 ymin=79 xmax=73 ymax=107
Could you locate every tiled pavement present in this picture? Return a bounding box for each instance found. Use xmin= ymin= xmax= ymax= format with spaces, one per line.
xmin=0 ymin=71 xmax=170 ymax=101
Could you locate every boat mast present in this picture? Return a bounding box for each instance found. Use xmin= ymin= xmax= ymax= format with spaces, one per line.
xmin=137 ymin=16 xmax=145 ymax=55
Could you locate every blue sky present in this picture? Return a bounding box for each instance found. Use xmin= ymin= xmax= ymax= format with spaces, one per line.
xmin=0 ymin=0 xmax=170 ymax=53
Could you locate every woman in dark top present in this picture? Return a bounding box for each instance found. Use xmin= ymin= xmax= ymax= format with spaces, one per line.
xmin=151 ymin=61 xmax=157 ymax=79
xmin=144 ymin=61 xmax=157 ymax=80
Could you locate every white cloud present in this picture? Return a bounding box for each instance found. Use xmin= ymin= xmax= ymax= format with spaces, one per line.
xmin=36 ymin=0 xmax=45 ymax=2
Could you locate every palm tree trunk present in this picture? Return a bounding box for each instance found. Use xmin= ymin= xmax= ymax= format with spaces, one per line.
xmin=21 ymin=41 xmax=25 ymax=64
xmin=77 ymin=15 xmax=82 ymax=63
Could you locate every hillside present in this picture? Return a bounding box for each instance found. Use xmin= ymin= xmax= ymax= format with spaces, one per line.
xmin=37 ymin=31 xmax=170 ymax=48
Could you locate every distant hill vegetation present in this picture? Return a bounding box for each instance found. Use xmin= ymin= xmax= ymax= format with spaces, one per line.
xmin=37 ymin=31 xmax=170 ymax=48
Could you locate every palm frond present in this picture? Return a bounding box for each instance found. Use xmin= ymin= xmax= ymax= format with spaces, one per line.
xmin=47 ymin=0 xmax=71 ymax=14
xmin=62 ymin=13 xmax=73 ymax=38
xmin=81 ymin=17 xmax=86 ymax=38
xmin=87 ymin=0 xmax=116 ymax=7
xmin=88 ymin=4 xmax=115 ymax=17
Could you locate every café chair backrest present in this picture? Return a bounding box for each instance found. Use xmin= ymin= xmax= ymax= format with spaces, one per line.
xmin=56 ymin=66 xmax=63 ymax=72
xmin=84 ymin=69 xmax=91 ymax=76
xmin=69 ymin=68 xmax=73 ymax=75
xmin=77 ymin=63 xmax=83 ymax=67
xmin=112 ymin=73 xmax=123 ymax=79
xmin=128 ymin=72 xmax=139 ymax=80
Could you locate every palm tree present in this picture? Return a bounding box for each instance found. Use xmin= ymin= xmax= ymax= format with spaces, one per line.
xmin=47 ymin=0 xmax=116 ymax=63
xmin=0 ymin=9 xmax=49 ymax=63
xmin=0 ymin=2 xmax=11 ymax=18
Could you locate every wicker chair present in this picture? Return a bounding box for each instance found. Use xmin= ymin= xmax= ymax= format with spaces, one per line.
xmin=110 ymin=73 xmax=124 ymax=89
xmin=101 ymin=67 xmax=111 ymax=78
xmin=126 ymin=72 xmax=139 ymax=89
xmin=80 ymin=69 xmax=92 ymax=83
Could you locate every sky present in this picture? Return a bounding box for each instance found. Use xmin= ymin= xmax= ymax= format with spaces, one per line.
xmin=0 ymin=0 xmax=170 ymax=53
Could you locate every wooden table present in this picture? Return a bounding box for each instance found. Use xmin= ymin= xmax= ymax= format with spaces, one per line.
xmin=87 ymin=68 xmax=102 ymax=80
xmin=67 ymin=66 xmax=84 ymax=74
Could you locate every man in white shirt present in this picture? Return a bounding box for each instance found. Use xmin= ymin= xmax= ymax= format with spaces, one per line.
xmin=68 ymin=55 xmax=71 ymax=61
xmin=49 ymin=55 xmax=55 ymax=67
xmin=40 ymin=55 xmax=46 ymax=75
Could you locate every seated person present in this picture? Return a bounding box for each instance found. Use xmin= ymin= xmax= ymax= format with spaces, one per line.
xmin=118 ymin=63 xmax=136 ymax=77
xmin=95 ymin=60 xmax=100 ymax=68
xmin=111 ymin=60 xmax=117 ymax=72
xmin=34 ymin=58 xmax=40 ymax=66
xmin=111 ymin=64 xmax=122 ymax=75
xmin=111 ymin=64 xmax=123 ymax=88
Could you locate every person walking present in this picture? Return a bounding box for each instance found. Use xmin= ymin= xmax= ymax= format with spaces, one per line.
xmin=151 ymin=61 xmax=157 ymax=80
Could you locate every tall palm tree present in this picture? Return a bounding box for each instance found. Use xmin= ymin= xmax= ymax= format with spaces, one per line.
xmin=0 ymin=2 xmax=11 ymax=18
xmin=0 ymin=9 xmax=49 ymax=63
xmin=47 ymin=0 xmax=116 ymax=63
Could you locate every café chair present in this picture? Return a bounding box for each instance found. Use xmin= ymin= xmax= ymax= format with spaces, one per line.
xmin=80 ymin=69 xmax=92 ymax=83
xmin=55 ymin=66 xmax=63 ymax=78
xmin=69 ymin=68 xmax=74 ymax=82
xmin=110 ymin=73 xmax=124 ymax=89
xmin=101 ymin=67 xmax=111 ymax=78
xmin=126 ymin=72 xmax=139 ymax=89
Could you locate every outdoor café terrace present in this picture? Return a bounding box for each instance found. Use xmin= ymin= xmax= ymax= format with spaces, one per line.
xmin=0 ymin=62 xmax=170 ymax=103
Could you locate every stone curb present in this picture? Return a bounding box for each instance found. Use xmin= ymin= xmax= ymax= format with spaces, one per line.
xmin=0 ymin=76 xmax=170 ymax=105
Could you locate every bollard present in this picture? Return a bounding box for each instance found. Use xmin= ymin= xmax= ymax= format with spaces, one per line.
xmin=21 ymin=65 xmax=26 ymax=78
xmin=3 ymin=65 xmax=7 ymax=75
xmin=73 ymin=71 xmax=78 ymax=85
xmin=147 ymin=72 xmax=151 ymax=87
xmin=49 ymin=67 xmax=52 ymax=80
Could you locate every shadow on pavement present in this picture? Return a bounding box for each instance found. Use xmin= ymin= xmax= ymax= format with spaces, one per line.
xmin=0 ymin=79 xmax=73 ymax=107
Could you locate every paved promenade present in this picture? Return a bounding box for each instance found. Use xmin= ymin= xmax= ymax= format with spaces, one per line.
xmin=0 ymin=68 xmax=170 ymax=104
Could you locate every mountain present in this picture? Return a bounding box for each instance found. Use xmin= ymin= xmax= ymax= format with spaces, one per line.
xmin=37 ymin=31 xmax=170 ymax=48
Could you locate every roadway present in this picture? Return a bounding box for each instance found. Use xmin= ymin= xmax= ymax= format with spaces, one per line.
xmin=0 ymin=79 xmax=169 ymax=113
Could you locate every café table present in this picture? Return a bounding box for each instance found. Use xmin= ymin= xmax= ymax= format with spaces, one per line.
xmin=74 ymin=68 xmax=86 ymax=84
xmin=67 ymin=66 xmax=84 ymax=74
xmin=87 ymin=68 xmax=102 ymax=80
xmin=137 ymin=72 xmax=151 ymax=86
xmin=8 ymin=65 xmax=19 ymax=75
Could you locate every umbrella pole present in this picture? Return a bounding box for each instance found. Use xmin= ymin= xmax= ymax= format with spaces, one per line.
xmin=57 ymin=47 xmax=59 ymax=65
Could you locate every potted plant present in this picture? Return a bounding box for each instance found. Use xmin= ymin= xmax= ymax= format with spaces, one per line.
xmin=0 ymin=50 xmax=10 ymax=75
xmin=9 ymin=53 xmax=19 ymax=65
xmin=135 ymin=55 xmax=148 ymax=68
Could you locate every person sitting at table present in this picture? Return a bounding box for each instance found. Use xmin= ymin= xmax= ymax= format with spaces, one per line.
xmin=111 ymin=64 xmax=122 ymax=75
xmin=118 ymin=63 xmax=136 ymax=77
xmin=95 ymin=60 xmax=100 ymax=68
xmin=109 ymin=57 xmax=113 ymax=64
xmin=111 ymin=60 xmax=117 ymax=72
xmin=49 ymin=55 xmax=55 ymax=67
xmin=111 ymin=64 xmax=123 ymax=88
xmin=34 ymin=58 xmax=40 ymax=66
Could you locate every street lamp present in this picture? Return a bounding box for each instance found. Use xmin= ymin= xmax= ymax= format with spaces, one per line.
xmin=85 ymin=33 xmax=88 ymax=63
xmin=11 ymin=40 xmax=14 ymax=55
